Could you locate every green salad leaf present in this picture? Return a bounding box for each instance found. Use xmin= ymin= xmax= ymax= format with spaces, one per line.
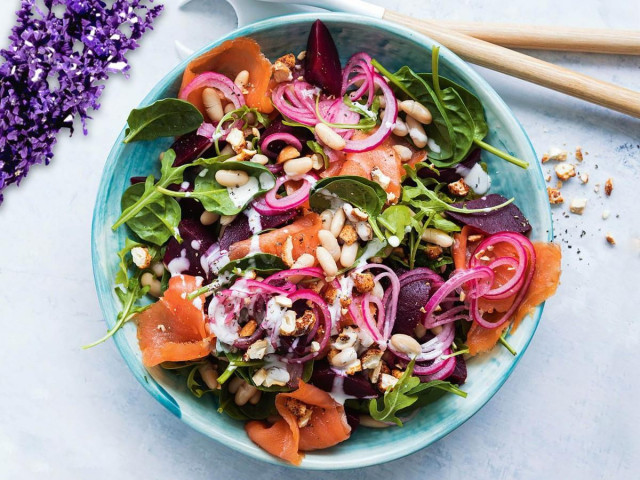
xmin=159 ymin=160 xmax=275 ymax=215
xmin=219 ymin=253 xmax=287 ymax=276
xmin=309 ymin=175 xmax=387 ymax=240
xmin=368 ymin=359 xmax=467 ymax=426
xmin=124 ymin=98 xmax=203 ymax=143
xmin=378 ymin=205 xmax=414 ymax=245
xmin=187 ymin=364 xmax=215 ymax=398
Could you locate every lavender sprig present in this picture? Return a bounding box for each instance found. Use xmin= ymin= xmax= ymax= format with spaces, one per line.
xmin=0 ymin=0 xmax=164 ymax=204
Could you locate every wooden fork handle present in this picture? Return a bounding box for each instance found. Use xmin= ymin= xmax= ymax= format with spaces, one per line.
xmin=384 ymin=10 xmax=640 ymax=118
xmin=436 ymin=20 xmax=640 ymax=55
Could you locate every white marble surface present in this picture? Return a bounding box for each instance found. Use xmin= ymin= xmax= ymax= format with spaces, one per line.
xmin=1 ymin=0 xmax=638 ymax=478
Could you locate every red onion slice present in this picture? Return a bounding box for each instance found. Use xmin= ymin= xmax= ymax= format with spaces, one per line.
xmin=260 ymin=132 xmax=303 ymax=158
xmin=179 ymin=72 xmax=245 ymax=110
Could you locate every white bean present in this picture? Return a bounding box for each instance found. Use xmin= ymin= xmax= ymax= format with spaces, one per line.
xmin=310 ymin=153 xmax=324 ymax=170
xmin=405 ymin=115 xmax=428 ymax=148
xmin=329 ymin=208 xmax=346 ymax=237
xmin=202 ymin=88 xmax=224 ymax=123
xmin=251 ymin=153 xmax=268 ymax=165
xmin=220 ymin=144 xmax=234 ymax=156
xmin=234 ymin=70 xmax=250 ymax=90
xmin=200 ymin=210 xmax=220 ymax=226
xmin=392 ymin=118 xmax=409 ymax=137
xmin=283 ymin=156 xmax=313 ymax=177
xmin=392 ymin=144 xmax=413 ymax=163
xmin=320 ymin=209 xmax=333 ymax=230
xmin=400 ymin=99 xmax=432 ymax=125
xmin=248 ymin=390 xmax=262 ymax=405
xmin=150 ymin=262 xmax=165 ymax=278
xmin=140 ymin=272 xmax=162 ymax=297
xmin=224 ymin=103 xmax=235 ymax=114
xmin=228 ymin=376 xmax=244 ymax=394
xmin=215 ymin=169 xmax=249 ymax=188
xmin=390 ymin=334 xmax=422 ymax=358
xmin=219 ymin=214 xmax=237 ymax=226
xmin=316 ymin=246 xmax=338 ymax=277
xmin=315 ymin=123 xmax=346 ymax=151
xmin=340 ymin=242 xmax=359 ymax=268
xmin=235 ymin=382 xmax=258 ymax=406
xmin=318 ymin=229 xmax=341 ymax=261
xmin=198 ymin=363 xmax=219 ymax=391
xmin=421 ymin=228 xmax=454 ymax=248
xmin=291 ymin=253 xmax=315 ymax=269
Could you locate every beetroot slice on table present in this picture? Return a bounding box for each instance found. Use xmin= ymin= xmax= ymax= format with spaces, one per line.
xmin=304 ymin=20 xmax=342 ymax=97
xmin=446 ymin=194 xmax=532 ymax=234
xmin=163 ymin=218 xmax=217 ymax=278
xmin=218 ymin=209 xmax=298 ymax=251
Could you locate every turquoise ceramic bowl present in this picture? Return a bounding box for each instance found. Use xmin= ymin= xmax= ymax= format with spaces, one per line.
xmin=92 ymin=13 xmax=552 ymax=469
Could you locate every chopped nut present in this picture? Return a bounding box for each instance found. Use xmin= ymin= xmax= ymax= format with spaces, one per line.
xmin=425 ymin=244 xmax=443 ymax=260
xmin=324 ymin=286 xmax=339 ymax=304
xmin=555 ymin=163 xmax=576 ymax=181
xmin=281 ymin=235 xmax=294 ymax=267
xmin=339 ymin=296 xmax=352 ymax=308
xmin=279 ymin=310 xmax=297 ymax=335
xmin=226 ymin=128 xmax=246 ymax=154
xmin=579 ymin=173 xmax=589 ymax=184
xmin=352 ymin=272 xmax=375 ymax=293
xmin=386 ymin=192 xmax=398 ymax=204
xmin=310 ymin=341 xmax=321 ymax=352
xmin=604 ymin=178 xmax=613 ymax=196
xmin=297 ymin=50 xmax=307 ymax=61
xmin=355 ymin=221 xmax=373 ymax=241
xmin=273 ymin=54 xmax=295 ymax=83
xmin=274 ymin=295 xmax=293 ymax=308
xmin=245 ymin=339 xmax=269 ymax=360
xmin=541 ymin=148 xmax=567 ymax=163
xmin=392 ymin=369 xmax=404 ymax=379
xmin=545 ymin=174 xmax=552 ymax=182
xmin=338 ymin=224 xmax=358 ymax=245
xmin=606 ymin=233 xmax=616 ymax=245
xmin=547 ymin=187 xmax=564 ymax=204
xmin=467 ymin=234 xmax=483 ymax=243
xmin=294 ymin=310 xmax=316 ymax=336
xmin=378 ymin=373 xmax=398 ymax=392
xmin=569 ymin=198 xmax=587 ymax=215
xmin=447 ymin=178 xmax=470 ymax=197
xmin=276 ymin=145 xmax=300 ymax=164
xmin=239 ymin=320 xmax=257 ymax=337
xmin=371 ymin=166 xmax=391 ymax=190
xmin=361 ymin=348 xmax=383 ymax=370
xmin=369 ymin=360 xmax=390 ymax=384
xmin=575 ymin=147 xmax=583 ymax=162
xmin=263 ymin=367 xmax=290 ymax=387
xmin=252 ymin=368 xmax=268 ymax=386
xmin=345 ymin=359 xmax=363 ymax=375
xmin=131 ymin=246 xmax=152 ymax=269
xmin=284 ymin=397 xmax=309 ymax=418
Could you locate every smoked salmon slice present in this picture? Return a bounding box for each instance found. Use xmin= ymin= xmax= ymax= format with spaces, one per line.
xmin=466 ymin=242 xmax=562 ymax=355
xmin=179 ymin=37 xmax=274 ymax=114
xmin=136 ymin=275 xmax=213 ymax=367
xmin=245 ymin=381 xmax=351 ymax=465
xmin=339 ymin=132 xmax=404 ymax=199
xmin=228 ymin=212 xmax=322 ymax=261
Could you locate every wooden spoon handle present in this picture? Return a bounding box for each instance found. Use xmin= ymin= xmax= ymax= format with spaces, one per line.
xmin=384 ymin=10 xmax=640 ymax=118
xmin=436 ymin=20 xmax=640 ymax=55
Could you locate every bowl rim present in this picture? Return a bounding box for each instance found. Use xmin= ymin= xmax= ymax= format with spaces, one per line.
xmin=92 ymin=12 xmax=552 ymax=470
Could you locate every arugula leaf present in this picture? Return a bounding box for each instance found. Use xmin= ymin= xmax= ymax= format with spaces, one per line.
xmin=124 ymin=98 xmax=203 ymax=143
xmin=309 ymin=175 xmax=387 ymax=240
xmin=368 ymin=359 xmax=467 ymax=426
xmin=369 ymin=359 xmax=421 ymax=426
xmin=159 ymin=160 xmax=275 ymax=215
xmin=219 ymin=253 xmax=287 ymax=276
xmin=378 ymin=205 xmax=413 ymax=245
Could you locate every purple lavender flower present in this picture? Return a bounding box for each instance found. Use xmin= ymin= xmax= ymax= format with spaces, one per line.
xmin=0 ymin=0 xmax=163 ymax=204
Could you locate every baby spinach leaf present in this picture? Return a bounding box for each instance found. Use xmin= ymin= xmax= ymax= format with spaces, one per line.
xmin=112 ymin=149 xmax=188 ymax=244
xmin=310 ymin=175 xmax=386 ymax=240
xmin=121 ymin=181 xmax=182 ymax=245
xmin=124 ymin=98 xmax=203 ymax=143
xmin=188 ymin=161 xmax=274 ymax=215
xmin=217 ymin=382 xmax=277 ymax=421
xmin=187 ymin=365 xmax=215 ymax=398
xmin=219 ymin=253 xmax=287 ymax=276
xmin=441 ymin=87 xmax=475 ymax=162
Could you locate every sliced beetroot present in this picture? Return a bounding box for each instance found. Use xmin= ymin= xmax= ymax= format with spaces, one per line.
xmin=304 ymin=20 xmax=342 ymax=97
xmin=163 ymin=218 xmax=217 ymax=278
xmin=392 ymin=272 xmax=432 ymax=336
xmin=169 ymin=131 xmax=213 ymax=167
xmin=446 ymin=194 xmax=532 ymax=234
xmin=418 ymin=148 xmax=481 ymax=183
xmin=218 ymin=209 xmax=297 ymax=251
xmin=344 ymin=409 xmax=360 ymax=432
xmin=310 ymin=361 xmax=378 ymax=399
xmin=446 ymin=355 xmax=467 ymax=385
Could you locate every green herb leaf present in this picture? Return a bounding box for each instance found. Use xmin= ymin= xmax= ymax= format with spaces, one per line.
xmin=123 ymin=98 xmax=203 ymax=143
xmin=160 ymin=160 xmax=275 ymax=215
xmin=310 ymin=175 xmax=387 ymax=240
xmin=378 ymin=205 xmax=414 ymax=244
xmin=219 ymin=253 xmax=287 ymax=276
xmin=368 ymin=359 xmax=421 ymax=426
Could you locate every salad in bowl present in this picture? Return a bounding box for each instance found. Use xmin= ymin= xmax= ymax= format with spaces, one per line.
xmin=92 ymin=19 xmax=561 ymax=466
